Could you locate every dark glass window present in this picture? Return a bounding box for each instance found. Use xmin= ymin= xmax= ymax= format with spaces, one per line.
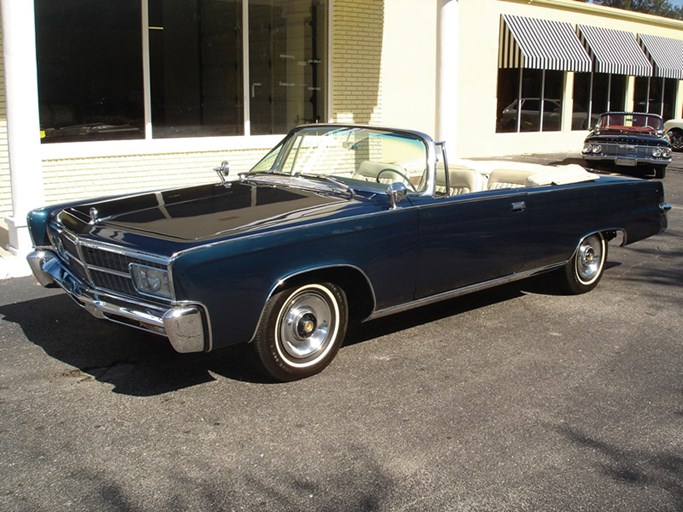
xmin=572 ymin=73 xmax=628 ymax=131
xmin=149 ymin=0 xmax=244 ymax=138
xmin=572 ymin=73 xmax=592 ymax=130
xmin=635 ymin=77 xmax=677 ymax=119
xmin=35 ymin=1 xmax=144 ymax=143
xmin=35 ymin=0 xmax=327 ymax=143
xmin=249 ymin=0 xmax=327 ymax=135
xmin=592 ymin=74 xmax=626 ymax=114
xmin=496 ymin=68 xmax=563 ymax=133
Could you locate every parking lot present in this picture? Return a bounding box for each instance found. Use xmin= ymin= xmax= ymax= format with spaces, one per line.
xmin=0 ymin=155 xmax=681 ymax=511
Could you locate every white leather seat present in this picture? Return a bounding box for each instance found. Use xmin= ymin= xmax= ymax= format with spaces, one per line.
xmin=353 ymin=161 xmax=404 ymax=184
xmin=487 ymin=169 xmax=535 ymax=190
xmin=436 ymin=167 xmax=477 ymax=195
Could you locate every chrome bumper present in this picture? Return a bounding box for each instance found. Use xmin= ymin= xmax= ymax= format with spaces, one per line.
xmin=27 ymin=250 xmax=209 ymax=353
xmin=582 ymin=154 xmax=671 ymax=166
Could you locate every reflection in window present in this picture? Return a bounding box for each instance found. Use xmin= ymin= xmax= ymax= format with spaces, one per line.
xmin=35 ymin=0 xmax=144 ymax=143
xmin=149 ymin=0 xmax=244 ymax=138
xmin=249 ymin=0 xmax=327 ymax=135
xmin=35 ymin=0 xmax=328 ymax=143
xmin=496 ymin=69 xmax=563 ymax=133
xmin=634 ymin=77 xmax=677 ymax=119
xmin=572 ymin=73 xmax=626 ymax=130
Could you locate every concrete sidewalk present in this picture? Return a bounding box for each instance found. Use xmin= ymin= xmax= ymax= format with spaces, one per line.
xmin=0 ymin=226 xmax=31 ymax=280
xmin=0 ymin=246 xmax=31 ymax=280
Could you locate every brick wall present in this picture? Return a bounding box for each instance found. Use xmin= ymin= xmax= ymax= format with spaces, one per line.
xmin=41 ymin=147 xmax=271 ymax=205
xmin=331 ymin=0 xmax=384 ymax=125
xmin=0 ymin=20 xmax=11 ymax=219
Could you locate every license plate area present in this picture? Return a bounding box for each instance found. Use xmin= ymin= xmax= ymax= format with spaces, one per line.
xmin=615 ymin=158 xmax=637 ymax=167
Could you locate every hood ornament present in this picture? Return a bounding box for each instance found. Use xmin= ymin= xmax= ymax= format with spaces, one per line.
xmin=89 ymin=207 xmax=100 ymax=224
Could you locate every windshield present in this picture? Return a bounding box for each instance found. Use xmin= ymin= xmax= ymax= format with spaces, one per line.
xmin=248 ymin=126 xmax=429 ymax=193
xmin=598 ymin=113 xmax=663 ymax=133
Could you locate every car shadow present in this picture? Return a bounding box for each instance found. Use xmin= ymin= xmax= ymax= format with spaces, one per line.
xmin=0 ymin=269 xmax=612 ymax=396
xmin=0 ymin=291 xmax=267 ymax=394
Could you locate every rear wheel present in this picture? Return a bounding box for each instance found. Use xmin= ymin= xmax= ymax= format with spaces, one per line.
xmin=253 ymin=282 xmax=347 ymax=381
xmin=558 ymin=233 xmax=608 ymax=295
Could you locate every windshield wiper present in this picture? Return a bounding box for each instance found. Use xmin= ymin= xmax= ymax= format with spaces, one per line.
xmin=240 ymin=171 xmax=355 ymax=199
xmin=297 ymin=173 xmax=355 ymax=198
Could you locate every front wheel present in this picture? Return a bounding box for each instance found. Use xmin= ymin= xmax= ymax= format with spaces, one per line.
xmin=558 ymin=233 xmax=608 ymax=295
xmin=253 ymin=282 xmax=348 ymax=381
xmin=653 ymin=166 xmax=666 ymax=179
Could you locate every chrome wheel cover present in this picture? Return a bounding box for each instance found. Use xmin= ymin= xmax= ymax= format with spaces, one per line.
xmin=275 ymin=284 xmax=339 ymax=368
xmin=575 ymin=235 xmax=604 ymax=285
xmin=669 ymin=131 xmax=683 ymax=151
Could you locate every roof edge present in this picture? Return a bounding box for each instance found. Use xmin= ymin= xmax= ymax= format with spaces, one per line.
xmin=500 ymin=0 xmax=683 ymax=31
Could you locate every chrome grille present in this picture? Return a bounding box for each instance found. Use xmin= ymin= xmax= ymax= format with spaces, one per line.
xmin=47 ymin=224 xmax=169 ymax=301
xmin=600 ymin=143 xmax=657 ymax=159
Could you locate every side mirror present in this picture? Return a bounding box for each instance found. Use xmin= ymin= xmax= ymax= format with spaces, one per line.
xmin=214 ymin=161 xmax=230 ymax=184
xmin=386 ymin=182 xmax=408 ymax=209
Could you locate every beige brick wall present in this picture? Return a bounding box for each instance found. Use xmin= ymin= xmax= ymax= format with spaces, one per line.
xmin=0 ymin=20 xmax=11 ymax=220
xmin=331 ymin=0 xmax=383 ymax=125
xmin=42 ymin=147 xmax=271 ymax=204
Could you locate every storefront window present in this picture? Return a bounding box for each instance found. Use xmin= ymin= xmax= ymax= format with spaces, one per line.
xmin=249 ymin=0 xmax=326 ymax=134
xmin=496 ymin=69 xmax=563 ymax=133
xmin=634 ymin=77 xmax=677 ymax=119
xmin=149 ymin=0 xmax=243 ymax=138
xmin=572 ymin=73 xmax=626 ymax=130
xmin=35 ymin=0 xmax=327 ymax=143
xmin=35 ymin=0 xmax=144 ymax=143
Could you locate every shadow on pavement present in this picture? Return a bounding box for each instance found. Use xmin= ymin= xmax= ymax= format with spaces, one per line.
xmin=0 ymin=276 xmax=558 ymax=396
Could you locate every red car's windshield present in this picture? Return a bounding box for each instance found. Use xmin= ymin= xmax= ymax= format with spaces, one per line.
xmin=598 ymin=113 xmax=663 ymax=133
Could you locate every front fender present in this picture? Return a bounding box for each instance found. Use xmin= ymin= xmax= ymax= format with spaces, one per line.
xmin=170 ymin=209 xmax=419 ymax=349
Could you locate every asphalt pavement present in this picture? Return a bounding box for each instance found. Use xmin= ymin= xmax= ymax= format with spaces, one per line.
xmin=0 ymin=154 xmax=681 ymax=511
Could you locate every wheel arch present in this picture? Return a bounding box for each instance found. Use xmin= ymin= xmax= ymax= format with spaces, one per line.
xmin=249 ymin=264 xmax=377 ymax=344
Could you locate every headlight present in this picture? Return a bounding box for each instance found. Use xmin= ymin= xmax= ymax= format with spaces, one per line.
xmin=662 ymin=148 xmax=672 ymax=158
xmin=592 ymin=144 xmax=602 ymax=154
xmin=582 ymin=143 xmax=593 ymax=154
xmin=652 ymin=148 xmax=662 ymax=158
xmin=130 ymin=263 xmax=172 ymax=299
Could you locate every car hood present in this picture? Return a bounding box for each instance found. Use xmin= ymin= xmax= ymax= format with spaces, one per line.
xmin=56 ymin=181 xmax=374 ymax=246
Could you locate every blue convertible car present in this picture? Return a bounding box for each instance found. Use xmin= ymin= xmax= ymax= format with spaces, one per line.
xmin=27 ymin=125 xmax=670 ymax=380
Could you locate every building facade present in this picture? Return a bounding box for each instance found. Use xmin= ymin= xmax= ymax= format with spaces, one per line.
xmin=2 ymin=0 xmax=682 ymax=254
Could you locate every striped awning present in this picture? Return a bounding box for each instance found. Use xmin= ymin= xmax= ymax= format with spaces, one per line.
xmin=638 ymin=34 xmax=683 ymax=79
xmin=499 ymin=14 xmax=591 ymax=72
xmin=577 ymin=25 xmax=652 ymax=77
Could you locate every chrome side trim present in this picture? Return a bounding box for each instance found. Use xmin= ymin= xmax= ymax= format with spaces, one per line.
xmin=366 ymin=262 xmax=566 ymax=321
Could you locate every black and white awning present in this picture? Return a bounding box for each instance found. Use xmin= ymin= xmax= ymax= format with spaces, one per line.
xmin=638 ymin=34 xmax=683 ymax=79
xmin=499 ymin=14 xmax=591 ymax=72
xmin=577 ymin=25 xmax=652 ymax=77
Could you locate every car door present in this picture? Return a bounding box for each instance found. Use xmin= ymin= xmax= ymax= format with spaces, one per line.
xmin=518 ymin=184 xmax=605 ymax=272
xmin=411 ymin=190 xmax=530 ymax=299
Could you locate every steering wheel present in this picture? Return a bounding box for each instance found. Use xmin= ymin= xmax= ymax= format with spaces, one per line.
xmin=376 ymin=168 xmax=417 ymax=192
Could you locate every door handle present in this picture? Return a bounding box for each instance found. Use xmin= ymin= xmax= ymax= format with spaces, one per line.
xmin=511 ymin=201 xmax=526 ymax=212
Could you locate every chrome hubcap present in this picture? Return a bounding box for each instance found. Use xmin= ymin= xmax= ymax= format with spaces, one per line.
xmin=576 ymin=236 xmax=603 ymax=283
xmin=279 ymin=290 xmax=333 ymax=361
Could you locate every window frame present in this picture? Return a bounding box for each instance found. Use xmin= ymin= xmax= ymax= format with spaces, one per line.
xmin=38 ymin=0 xmax=330 ymax=155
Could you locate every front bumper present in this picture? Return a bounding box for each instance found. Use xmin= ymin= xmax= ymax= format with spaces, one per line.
xmin=27 ymin=250 xmax=209 ymax=353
